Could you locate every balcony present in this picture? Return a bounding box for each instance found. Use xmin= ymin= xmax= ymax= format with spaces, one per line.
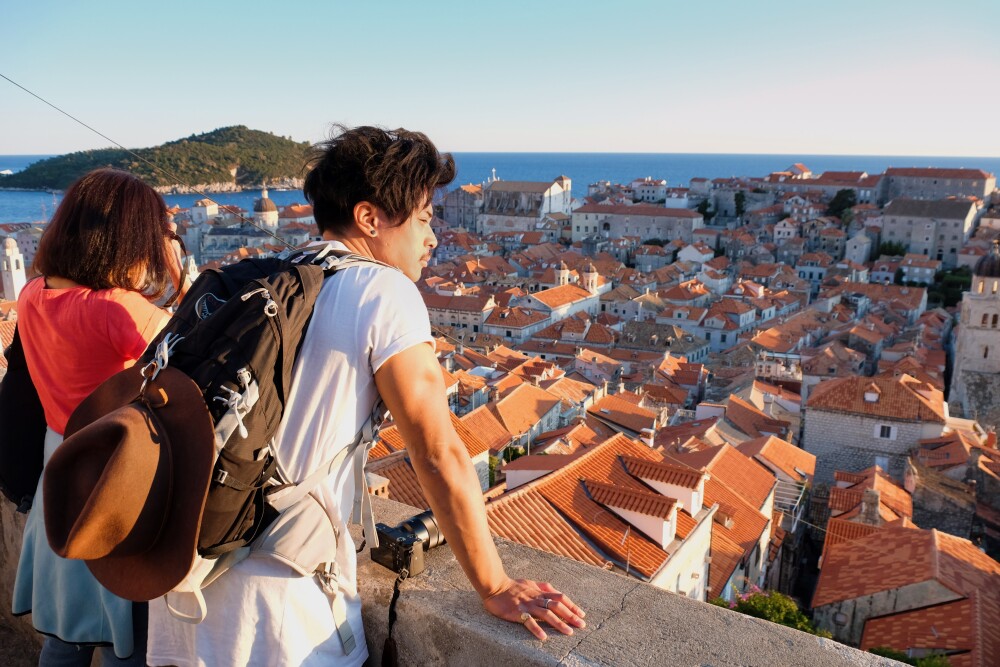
xmin=1 ymin=497 xmax=896 ymax=666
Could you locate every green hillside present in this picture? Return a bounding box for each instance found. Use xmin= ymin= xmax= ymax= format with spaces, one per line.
xmin=0 ymin=126 xmax=312 ymax=190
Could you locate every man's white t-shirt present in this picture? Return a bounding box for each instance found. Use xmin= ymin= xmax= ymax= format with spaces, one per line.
xmin=147 ymin=242 xmax=434 ymax=667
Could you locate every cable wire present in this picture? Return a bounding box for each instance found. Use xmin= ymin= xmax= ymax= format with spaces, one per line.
xmin=0 ymin=71 xmax=294 ymax=249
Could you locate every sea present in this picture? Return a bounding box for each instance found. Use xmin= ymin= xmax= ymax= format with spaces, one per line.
xmin=2 ymin=152 xmax=999 ymax=225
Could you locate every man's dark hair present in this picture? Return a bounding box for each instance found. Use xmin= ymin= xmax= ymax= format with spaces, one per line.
xmin=303 ymin=125 xmax=456 ymax=234
xmin=34 ymin=168 xmax=173 ymax=296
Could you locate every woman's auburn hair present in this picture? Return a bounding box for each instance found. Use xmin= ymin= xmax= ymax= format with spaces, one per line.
xmin=33 ymin=168 xmax=173 ymax=296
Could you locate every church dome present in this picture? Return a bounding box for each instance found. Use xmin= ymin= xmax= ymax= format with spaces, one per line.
xmin=254 ymin=197 xmax=278 ymax=214
xmin=973 ymin=241 xmax=1000 ymax=278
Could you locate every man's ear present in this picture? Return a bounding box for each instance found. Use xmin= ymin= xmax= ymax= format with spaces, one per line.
xmin=352 ymin=201 xmax=381 ymax=236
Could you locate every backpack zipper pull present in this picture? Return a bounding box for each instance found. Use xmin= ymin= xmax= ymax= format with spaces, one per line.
xmin=242 ymin=287 xmax=279 ymax=317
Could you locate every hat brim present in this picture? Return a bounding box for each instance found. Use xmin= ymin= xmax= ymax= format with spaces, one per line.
xmin=54 ymin=364 xmax=215 ymax=601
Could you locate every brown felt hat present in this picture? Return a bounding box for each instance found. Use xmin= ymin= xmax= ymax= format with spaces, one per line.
xmin=44 ymin=364 xmax=215 ymax=602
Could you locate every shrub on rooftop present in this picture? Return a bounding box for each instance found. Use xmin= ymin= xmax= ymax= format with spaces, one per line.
xmin=709 ymin=588 xmax=831 ymax=638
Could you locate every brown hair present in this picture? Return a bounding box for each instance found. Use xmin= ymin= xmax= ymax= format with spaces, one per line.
xmin=33 ymin=169 xmax=173 ymax=296
xmin=303 ymin=125 xmax=455 ymax=235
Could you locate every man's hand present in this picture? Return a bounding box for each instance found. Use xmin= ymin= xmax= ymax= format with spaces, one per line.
xmin=483 ymin=577 xmax=586 ymax=641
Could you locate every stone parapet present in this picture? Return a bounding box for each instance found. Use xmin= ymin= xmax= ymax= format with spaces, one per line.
xmin=1 ymin=495 xmax=901 ymax=666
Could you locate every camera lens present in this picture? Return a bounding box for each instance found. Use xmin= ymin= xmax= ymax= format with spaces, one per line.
xmin=400 ymin=510 xmax=446 ymax=551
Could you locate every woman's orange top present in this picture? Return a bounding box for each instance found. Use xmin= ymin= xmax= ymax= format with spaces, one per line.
xmin=17 ymin=277 xmax=168 ymax=434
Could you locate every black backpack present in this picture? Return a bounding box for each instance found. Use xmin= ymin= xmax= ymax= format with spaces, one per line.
xmin=139 ymin=244 xmax=382 ymax=559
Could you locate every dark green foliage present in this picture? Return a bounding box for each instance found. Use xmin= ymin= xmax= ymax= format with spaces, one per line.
xmin=488 ymin=456 xmax=498 ymax=486
xmin=878 ymin=241 xmax=908 ymax=257
xmin=928 ymin=266 xmax=972 ymax=308
xmin=697 ymin=199 xmax=716 ymax=222
xmin=868 ymin=647 xmax=951 ymax=666
xmin=709 ymin=590 xmax=831 ymax=638
xmin=1 ymin=126 xmax=311 ymax=190
xmin=826 ymin=188 xmax=857 ymax=219
xmin=644 ymin=238 xmax=665 ymax=247
xmin=735 ymin=191 xmax=746 ymax=217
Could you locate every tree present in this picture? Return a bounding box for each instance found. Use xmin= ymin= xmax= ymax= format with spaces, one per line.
xmin=826 ymin=188 xmax=857 ymax=219
xmin=878 ymin=241 xmax=908 ymax=257
xmin=697 ymin=199 xmax=716 ymax=222
xmin=710 ymin=590 xmax=831 ymax=637
xmin=735 ymin=191 xmax=746 ymax=217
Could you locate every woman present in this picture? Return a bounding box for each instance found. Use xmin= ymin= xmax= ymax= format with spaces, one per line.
xmin=12 ymin=168 xmax=183 ymax=665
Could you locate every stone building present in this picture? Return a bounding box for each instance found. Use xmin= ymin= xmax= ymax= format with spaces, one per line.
xmin=880 ymin=198 xmax=978 ymax=268
xmin=803 ymin=374 xmax=949 ymax=483
xmin=883 ymin=167 xmax=996 ymax=202
xmin=949 ymin=241 xmax=1000 ymax=430
xmin=570 ymin=203 xmax=704 ymax=244
xmin=476 ymin=177 xmax=572 ymax=234
xmin=441 ymin=183 xmax=483 ymax=229
xmin=1 ymin=237 xmax=27 ymax=302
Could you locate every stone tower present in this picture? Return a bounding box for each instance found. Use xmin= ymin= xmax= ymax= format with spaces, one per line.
xmin=582 ymin=262 xmax=598 ymax=293
xmin=949 ymin=241 xmax=1000 ymax=428
xmin=556 ymin=260 xmax=569 ymax=286
xmin=1 ymin=237 xmax=27 ymax=302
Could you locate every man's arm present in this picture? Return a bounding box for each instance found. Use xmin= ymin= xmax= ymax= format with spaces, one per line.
xmin=374 ymin=342 xmax=586 ymax=640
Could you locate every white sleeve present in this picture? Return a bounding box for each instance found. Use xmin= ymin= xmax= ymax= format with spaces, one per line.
xmin=362 ymin=268 xmax=434 ymax=374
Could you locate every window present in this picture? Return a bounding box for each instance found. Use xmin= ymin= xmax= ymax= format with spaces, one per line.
xmin=875 ymin=424 xmax=897 ymax=440
xmin=985 ymin=346 xmax=990 ymax=359
xmin=875 ymin=455 xmax=890 ymax=471
xmin=993 ymin=314 xmax=998 ymax=328
xmin=983 ymin=314 xmax=990 ymax=327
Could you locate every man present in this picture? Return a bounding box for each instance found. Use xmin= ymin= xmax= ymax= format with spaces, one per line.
xmin=146 ymin=126 xmax=585 ymax=666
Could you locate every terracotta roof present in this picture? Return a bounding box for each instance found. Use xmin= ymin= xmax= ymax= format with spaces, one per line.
xmin=701 ymin=444 xmax=776 ymax=511
xmin=885 ymin=167 xmax=992 ymax=180
xmin=737 ymin=435 xmax=816 ymax=483
xmin=0 ymin=319 xmax=15 ymax=370
xmin=461 ymin=405 xmax=513 ymax=453
xmin=861 ymin=598 xmax=977 ymax=667
xmin=374 ymin=412 xmax=492 ymax=460
xmin=492 ymin=383 xmax=562 ymax=435
xmin=725 ymin=395 xmax=790 ymax=439
xmin=709 ymin=525 xmax=745 ymax=594
xmin=573 ymin=203 xmax=701 ymax=218
xmin=702 ymin=476 xmax=769 ymax=555
xmin=486 ymin=488 xmax=608 ymax=567
xmin=529 ymin=433 xmax=679 ymax=577
xmin=367 ymin=452 xmax=428 ymax=510
xmin=813 ymin=524 xmax=1000 ymax=607
xmin=620 ymin=455 xmax=704 ymax=490
xmin=815 ymin=526 xmax=1000 ymax=666
xmin=531 ymin=283 xmax=594 ymax=309
xmin=807 ymin=374 xmax=947 ymax=423
xmin=827 ymin=467 xmax=913 ymax=518
xmin=588 ymin=394 xmax=657 ymax=434
xmin=584 ymin=479 xmax=677 ymax=521
xmin=819 ymin=517 xmax=882 ymax=565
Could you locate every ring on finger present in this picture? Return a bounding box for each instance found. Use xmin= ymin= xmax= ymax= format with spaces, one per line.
xmin=519 ymin=611 xmax=532 ymax=624
xmin=541 ymin=598 xmax=552 ymax=610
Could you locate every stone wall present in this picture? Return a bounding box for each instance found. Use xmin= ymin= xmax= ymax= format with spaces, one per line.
xmin=803 ymin=408 xmax=941 ymax=483
xmin=2 ymin=494 xmax=900 ymax=666
xmin=813 ymin=580 xmax=958 ymax=647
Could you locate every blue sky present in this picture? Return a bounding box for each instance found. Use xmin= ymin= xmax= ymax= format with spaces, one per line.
xmin=2 ymin=0 xmax=998 ymax=156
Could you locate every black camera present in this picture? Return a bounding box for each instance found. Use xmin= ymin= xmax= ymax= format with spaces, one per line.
xmin=370 ymin=510 xmax=446 ymax=577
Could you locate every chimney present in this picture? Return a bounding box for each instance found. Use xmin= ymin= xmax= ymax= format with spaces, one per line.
xmin=859 ymin=488 xmax=882 ymax=526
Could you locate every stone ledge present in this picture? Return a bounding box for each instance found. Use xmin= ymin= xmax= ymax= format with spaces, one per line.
xmin=359 ymin=496 xmax=899 ymax=667
xmin=1 ymin=495 xmax=901 ymax=666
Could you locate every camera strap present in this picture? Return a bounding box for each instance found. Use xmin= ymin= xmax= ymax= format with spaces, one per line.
xmin=381 ymin=568 xmax=409 ymax=667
